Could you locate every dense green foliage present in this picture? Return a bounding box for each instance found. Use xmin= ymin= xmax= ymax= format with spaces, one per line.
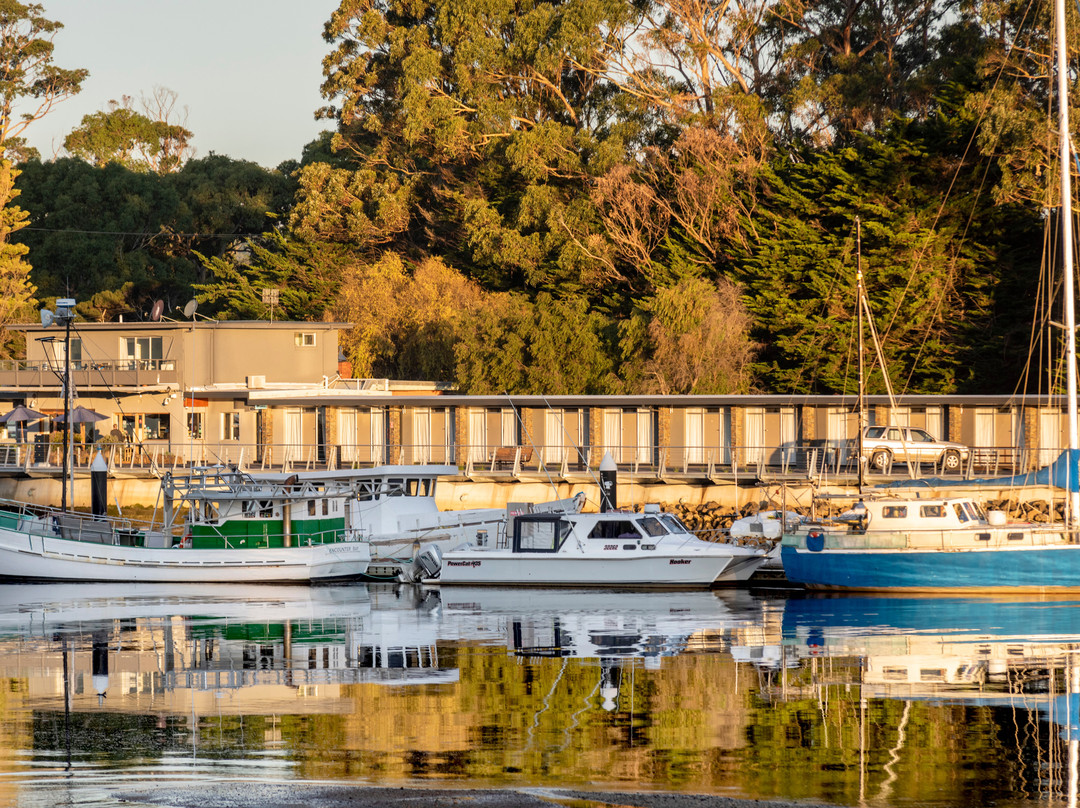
xmin=11 ymin=0 xmax=1078 ymax=392
xmin=16 ymin=155 xmax=295 ymax=316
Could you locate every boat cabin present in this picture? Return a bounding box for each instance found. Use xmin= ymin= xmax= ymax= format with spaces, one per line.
xmin=509 ymin=506 xmax=693 ymax=553
xmin=839 ymin=497 xmax=994 ymax=533
xmin=164 ymin=465 xmax=455 ymax=550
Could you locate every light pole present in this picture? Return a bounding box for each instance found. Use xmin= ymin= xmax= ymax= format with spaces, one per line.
xmin=40 ymin=298 xmax=76 ymax=513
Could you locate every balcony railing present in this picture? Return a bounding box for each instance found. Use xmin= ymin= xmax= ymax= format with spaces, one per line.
xmin=0 ymin=440 xmax=1039 ymax=482
xmin=0 ymin=359 xmax=178 ymax=388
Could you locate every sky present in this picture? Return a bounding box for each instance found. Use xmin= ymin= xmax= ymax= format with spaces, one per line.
xmin=23 ymin=0 xmax=342 ymax=169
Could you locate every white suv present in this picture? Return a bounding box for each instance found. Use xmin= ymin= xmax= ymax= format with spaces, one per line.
xmin=860 ymin=426 xmax=970 ymax=472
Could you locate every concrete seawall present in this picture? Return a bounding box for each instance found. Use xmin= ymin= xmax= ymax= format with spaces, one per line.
xmin=0 ymin=474 xmax=1064 ymax=515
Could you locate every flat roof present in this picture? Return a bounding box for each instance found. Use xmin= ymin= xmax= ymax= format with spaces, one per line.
xmin=19 ymin=321 xmax=348 ymax=333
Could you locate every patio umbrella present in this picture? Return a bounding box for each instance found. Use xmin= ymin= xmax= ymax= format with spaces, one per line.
xmin=54 ymin=406 xmax=108 ymax=424
xmin=0 ymin=404 xmax=45 ymax=424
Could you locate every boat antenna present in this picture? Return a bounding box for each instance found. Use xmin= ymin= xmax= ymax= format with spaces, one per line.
xmin=1055 ymin=0 xmax=1080 ymax=528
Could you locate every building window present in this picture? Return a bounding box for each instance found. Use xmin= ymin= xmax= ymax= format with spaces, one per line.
xmin=120 ymin=414 xmax=170 ymax=441
xmin=222 ymin=412 xmax=240 ymax=441
xmin=54 ymin=338 xmax=83 ymax=367
xmin=295 ymin=332 xmax=316 ymax=347
xmin=187 ymin=412 xmax=204 ymax=440
xmin=122 ymin=336 xmax=163 ymax=369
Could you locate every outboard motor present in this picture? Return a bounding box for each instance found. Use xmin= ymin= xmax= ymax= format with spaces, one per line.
xmin=417 ymin=545 xmax=443 ymax=578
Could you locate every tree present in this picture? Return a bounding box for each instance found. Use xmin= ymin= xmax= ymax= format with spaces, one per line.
xmin=307 ymin=0 xmax=653 ymax=298
xmin=15 ymin=155 xmax=294 ymax=313
xmin=734 ymin=123 xmax=1041 ymax=394
xmin=64 ymin=90 xmax=194 ymax=173
xmin=195 ymin=230 xmax=351 ymax=321
xmin=454 ymin=292 xmax=617 ymax=393
xmin=621 ymin=277 xmax=758 ymax=394
xmin=0 ymin=1 xmax=86 ymax=355
xmin=330 ymin=253 xmax=485 ymax=381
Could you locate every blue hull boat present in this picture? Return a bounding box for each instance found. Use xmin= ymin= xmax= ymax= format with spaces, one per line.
xmin=780 ymin=493 xmax=1080 ymax=592
xmin=780 ymin=543 xmax=1080 ymax=592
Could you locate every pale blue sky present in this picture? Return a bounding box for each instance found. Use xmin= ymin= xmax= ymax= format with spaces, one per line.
xmin=24 ymin=0 xmax=342 ymax=169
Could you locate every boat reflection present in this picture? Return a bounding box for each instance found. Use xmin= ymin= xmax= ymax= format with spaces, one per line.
xmin=10 ymin=584 xmax=1080 ymax=806
xmin=0 ymin=584 xmax=777 ymax=718
xmin=438 ymin=587 xmax=773 ymax=661
xmin=0 ymin=583 xmax=458 ymax=722
xmin=780 ymin=594 xmax=1080 ymax=708
xmin=778 ymin=594 xmax=1080 ymax=806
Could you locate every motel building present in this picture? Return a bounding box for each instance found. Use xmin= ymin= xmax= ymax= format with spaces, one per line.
xmin=0 ymin=319 xmax=1069 ymax=506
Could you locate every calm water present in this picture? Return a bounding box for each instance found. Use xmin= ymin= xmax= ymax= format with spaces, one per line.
xmin=1 ymin=582 xmax=1080 ymax=807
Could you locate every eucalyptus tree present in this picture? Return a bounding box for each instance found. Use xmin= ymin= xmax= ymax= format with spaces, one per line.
xmin=305 ymin=0 xmax=653 ymax=293
xmin=0 ymin=1 xmax=86 ymax=355
xmin=64 ymin=90 xmax=194 ymax=174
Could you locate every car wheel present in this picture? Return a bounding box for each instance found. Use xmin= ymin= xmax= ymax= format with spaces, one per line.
xmin=943 ymin=449 xmax=962 ymax=472
xmin=870 ymin=450 xmax=891 ymax=471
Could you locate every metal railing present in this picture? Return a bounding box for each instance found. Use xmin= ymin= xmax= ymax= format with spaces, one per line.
xmin=0 ymin=439 xmax=1042 ymax=482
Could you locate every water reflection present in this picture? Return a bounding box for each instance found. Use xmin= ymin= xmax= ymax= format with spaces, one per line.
xmin=5 ymin=585 xmax=1080 ymax=807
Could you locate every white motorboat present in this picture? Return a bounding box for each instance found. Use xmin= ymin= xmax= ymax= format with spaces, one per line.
xmin=424 ymin=504 xmax=769 ymax=587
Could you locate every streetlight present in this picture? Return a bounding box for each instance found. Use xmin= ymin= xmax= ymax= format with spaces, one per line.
xmin=40 ymin=298 xmax=76 ymax=513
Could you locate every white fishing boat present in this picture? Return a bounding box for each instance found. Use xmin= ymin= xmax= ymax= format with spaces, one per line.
xmin=171 ymin=464 xmax=584 ymax=580
xmin=0 ymin=464 xmax=373 ymax=583
xmin=423 ymin=504 xmax=769 ymax=587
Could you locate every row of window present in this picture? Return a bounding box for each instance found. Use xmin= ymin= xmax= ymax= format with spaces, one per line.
xmin=880 ymin=502 xmax=988 ymax=522
xmin=51 ymin=333 xmax=319 ymax=368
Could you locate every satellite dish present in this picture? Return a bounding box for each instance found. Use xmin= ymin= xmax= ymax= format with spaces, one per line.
xmin=150 ymin=300 xmax=164 ymax=322
xmin=39 ymin=309 xmax=54 ymax=328
xmin=183 ymin=299 xmax=198 ymax=319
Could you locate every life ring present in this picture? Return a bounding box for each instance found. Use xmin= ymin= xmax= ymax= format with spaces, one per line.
xmin=179 ymin=534 xmax=192 ymax=549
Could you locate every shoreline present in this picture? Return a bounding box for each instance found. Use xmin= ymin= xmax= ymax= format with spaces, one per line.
xmin=114 ymin=783 xmax=841 ymax=808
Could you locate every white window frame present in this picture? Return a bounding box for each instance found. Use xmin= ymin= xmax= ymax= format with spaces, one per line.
xmin=221 ymin=411 xmax=240 ymax=441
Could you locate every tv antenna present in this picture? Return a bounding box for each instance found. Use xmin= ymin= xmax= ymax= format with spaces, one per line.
xmin=262 ymin=288 xmax=279 ymax=322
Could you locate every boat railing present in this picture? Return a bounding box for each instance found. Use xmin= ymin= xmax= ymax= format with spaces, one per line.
xmin=188 ymin=523 xmax=364 ymax=549
xmin=796 ymin=523 xmax=1070 ymax=551
xmin=0 ymin=498 xmax=159 ymax=543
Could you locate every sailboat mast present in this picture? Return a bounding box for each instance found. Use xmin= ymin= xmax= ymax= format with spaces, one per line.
xmin=856 ymin=217 xmax=866 ymax=493
xmin=1055 ymin=0 xmax=1079 ymax=527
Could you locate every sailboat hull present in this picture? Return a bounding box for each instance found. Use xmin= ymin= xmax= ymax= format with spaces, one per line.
xmin=781 ymin=544 xmax=1080 ymax=592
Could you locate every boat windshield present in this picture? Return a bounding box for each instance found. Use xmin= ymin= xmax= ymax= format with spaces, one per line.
xmin=639 ymin=516 xmax=668 ymax=537
xmin=659 ymin=514 xmax=690 ymax=534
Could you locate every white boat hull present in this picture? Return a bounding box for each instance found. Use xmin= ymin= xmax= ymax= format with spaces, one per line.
xmin=437 ymin=547 xmax=763 ymax=587
xmin=0 ymin=528 xmax=371 ymax=583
